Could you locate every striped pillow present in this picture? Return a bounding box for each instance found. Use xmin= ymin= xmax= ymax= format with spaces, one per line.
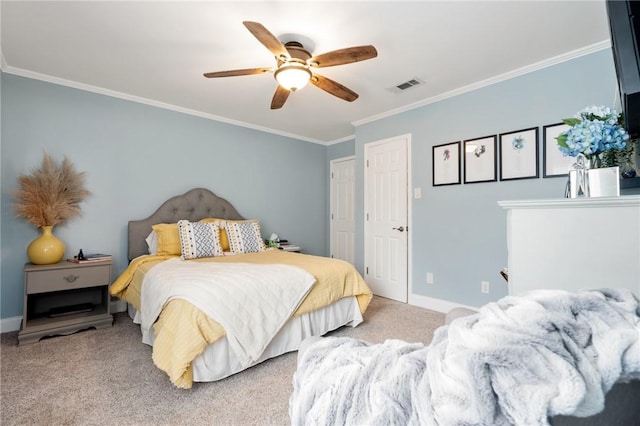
xmin=226 ymin=221 xmax=267 ymax=254
xmin=178 ymin=220 xmax=223 ymax=260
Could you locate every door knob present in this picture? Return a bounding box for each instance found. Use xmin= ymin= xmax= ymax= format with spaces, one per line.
xmin=392 ymin=226 xmax=405 ymax=232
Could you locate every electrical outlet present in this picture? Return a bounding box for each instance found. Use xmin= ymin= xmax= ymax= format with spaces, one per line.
xmin=481 ymin=281 xmax=490 ymax=294
xmin=426 ymin=272 xmax=434 ymax=284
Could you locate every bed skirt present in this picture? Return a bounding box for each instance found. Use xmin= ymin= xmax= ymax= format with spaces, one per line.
xmin=128 ymin=296 xmax=362 ymax=382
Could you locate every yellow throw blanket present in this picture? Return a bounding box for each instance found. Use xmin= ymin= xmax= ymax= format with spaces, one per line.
xmin=110 ymin=250 xmax=372 ymax=388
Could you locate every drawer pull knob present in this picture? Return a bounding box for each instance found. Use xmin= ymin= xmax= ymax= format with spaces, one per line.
xmin=63 ymin=274 xmax=79 ymax=283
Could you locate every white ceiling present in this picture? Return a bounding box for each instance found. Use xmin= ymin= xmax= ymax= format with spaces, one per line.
xmin=1 ymin=1 xmax=611 ymax=144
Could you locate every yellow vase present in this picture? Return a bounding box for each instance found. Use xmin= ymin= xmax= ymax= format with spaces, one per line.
xmin=27 ymin=225 xmax=65 ymax=265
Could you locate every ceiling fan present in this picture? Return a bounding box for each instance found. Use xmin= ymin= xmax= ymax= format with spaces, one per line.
xmin=203 ymin=21 xmax=378 ymax=109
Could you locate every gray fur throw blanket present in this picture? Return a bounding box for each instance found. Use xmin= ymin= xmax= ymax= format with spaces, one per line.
xmin=289 ymin=289 xmax=640 ymax=426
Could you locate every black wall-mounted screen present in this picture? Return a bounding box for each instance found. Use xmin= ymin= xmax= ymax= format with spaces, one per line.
xmin=607 ymin=0 xmax=640 ymax=138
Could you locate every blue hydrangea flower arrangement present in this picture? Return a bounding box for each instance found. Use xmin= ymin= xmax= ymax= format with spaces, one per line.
xmin=556 ymin=106 xmax=629 ymax=162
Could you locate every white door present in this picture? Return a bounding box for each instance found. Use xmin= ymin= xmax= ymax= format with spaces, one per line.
xmin=330 ymin=156 xmax=355 ymax=264
xmin=364 ymin=135 xmax=409 ymax=302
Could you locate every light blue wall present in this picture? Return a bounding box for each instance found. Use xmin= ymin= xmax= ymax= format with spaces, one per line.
xmin=355 ymin=49 xmax=624 ymax=307
xmin=1 ymin=74 xmax=327 ymax=319
xmin=327 ymin=140 xmax=355 ymax=161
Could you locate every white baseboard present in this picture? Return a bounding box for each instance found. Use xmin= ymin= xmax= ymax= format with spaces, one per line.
xmin=408 ymin=293 xmax=478 ymax=314
xmin=1 ymin=300 xmax=129 ymax=333
xmin=0 ymin=316 xmax=22 ymax=333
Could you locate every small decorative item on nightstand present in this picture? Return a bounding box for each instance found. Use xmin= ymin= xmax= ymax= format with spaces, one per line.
xmin=278 ymin=241 xmax=301 ymax=253
xmin=67 ymin=251 xmax=112 ymax=264
xmin=267 ymin=233 xmax=280 ymax=248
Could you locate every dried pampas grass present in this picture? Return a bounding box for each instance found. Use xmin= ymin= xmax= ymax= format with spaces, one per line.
xmin=14 ymin=152 xmax=91 ymax=228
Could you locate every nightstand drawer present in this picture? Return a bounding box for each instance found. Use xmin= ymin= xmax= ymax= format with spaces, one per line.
xmin=26 ymin=264 xmax=111 ymax=294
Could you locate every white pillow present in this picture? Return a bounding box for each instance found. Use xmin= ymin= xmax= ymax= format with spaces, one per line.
xmin=145 ymin=230 xmax=158 ymax=255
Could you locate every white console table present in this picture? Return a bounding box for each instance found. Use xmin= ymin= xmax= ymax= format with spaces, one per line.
xmin=498 ymin=196 xmax=640 ymax=297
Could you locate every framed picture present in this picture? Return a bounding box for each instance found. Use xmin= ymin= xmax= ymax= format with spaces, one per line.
xmin=543 ymin=123 xmax=575 ymax=177
xmin=432 ymin=141 xmax=461 ymax=186
xmin=463 ymin=135 xmax=497 ymax=184
xmin=499 ymin=127 xmax=539 ymax=181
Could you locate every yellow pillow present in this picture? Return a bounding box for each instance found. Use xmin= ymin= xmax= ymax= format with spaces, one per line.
xmin=151 ymin=223 xmax=181 ymax=256
xmin=200 ymin=218 xmax=258 ymax=252
xmin=199 ymin=218 xmax=229 ymax=251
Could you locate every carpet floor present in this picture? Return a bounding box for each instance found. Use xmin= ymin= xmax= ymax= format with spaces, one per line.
xmin=0 ymin=296 xmax=445 ymax=426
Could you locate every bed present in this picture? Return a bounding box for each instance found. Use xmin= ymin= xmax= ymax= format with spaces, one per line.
xmin=110 ymin=188 xmax=372 ymax=388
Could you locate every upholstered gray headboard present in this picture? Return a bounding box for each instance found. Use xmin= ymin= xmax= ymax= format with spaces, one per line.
xmin=127 ymin=188 xmax=245 ymax=261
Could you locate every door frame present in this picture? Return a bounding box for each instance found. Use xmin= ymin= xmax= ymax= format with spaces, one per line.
xmin=363 ymin=134 xmax=412 ymax=302
xmin=329 ymin=155 xmax=355 ymax=263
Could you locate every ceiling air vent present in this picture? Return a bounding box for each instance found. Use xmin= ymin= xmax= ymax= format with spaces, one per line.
xmin=387 ymin=77 xmax=425 ymax=94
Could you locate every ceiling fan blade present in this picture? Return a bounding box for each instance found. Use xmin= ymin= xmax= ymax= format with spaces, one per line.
xmin=310 ymin=74 xmax=359 ymax=102
xmin=271 ymin=85 xmax=291 ymax=109
xmin=310 ymin=45 xmax=377 ymax=68
xmin=243 ymin=21 xmax=290 ymax=60
xmin=203 ymin=67 xmax=272 ymax=78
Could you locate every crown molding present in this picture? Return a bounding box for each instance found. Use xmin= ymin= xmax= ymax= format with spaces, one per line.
xmin=353 ymin=40 xmax=612 ymax=128
xmin=2 ymin=65 xmax=326 ymax=145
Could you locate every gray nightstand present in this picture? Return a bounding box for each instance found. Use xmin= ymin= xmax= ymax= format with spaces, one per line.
xmin=18 ymin=260 xmax=114 ymax=345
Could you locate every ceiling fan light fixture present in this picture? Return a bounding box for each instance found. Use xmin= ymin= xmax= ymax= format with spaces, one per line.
xmin=274 ymin=63 xmax=311 ymax=91
xmin=205 ymin=22 xmax=377 ymax=109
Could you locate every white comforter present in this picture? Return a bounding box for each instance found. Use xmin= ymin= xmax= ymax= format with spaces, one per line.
xmin=290 ymin=288 xmax=640 ymax=426
xmin=140 ymin=258 xmax=315 ymax=367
